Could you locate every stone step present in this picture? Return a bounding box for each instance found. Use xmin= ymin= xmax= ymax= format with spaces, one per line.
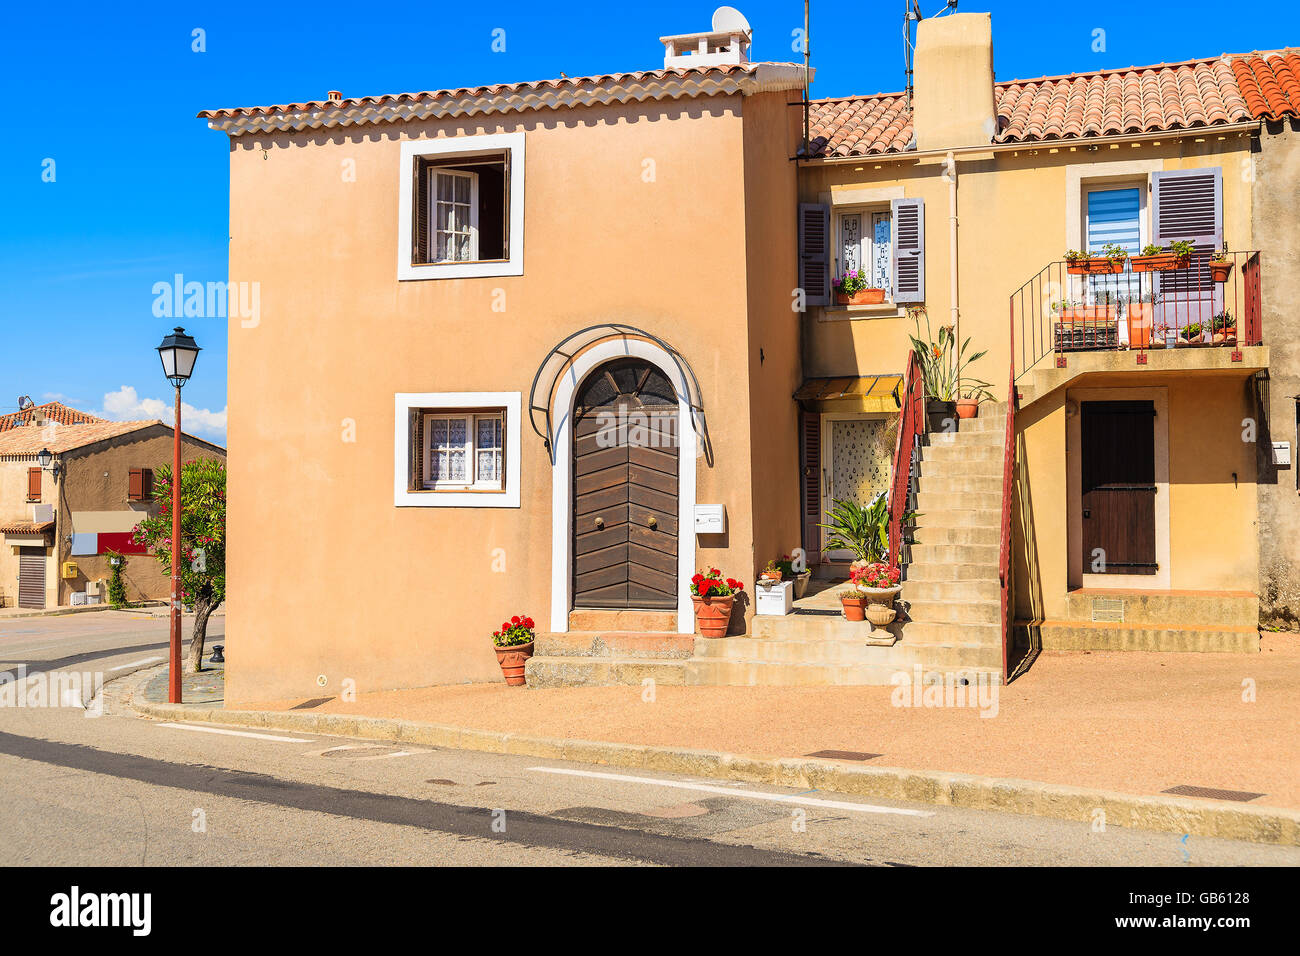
xmin=907 ymin=598 xmax=1001 ymax=626
xmin=926 ymin=429 xmax=1005 ymax=447
xmin=1017 ymin=621 xmax=1260 ymax=654
xmin=923 ymin=441 xmax=1003 ymax=462
xmin=956 ymin=412 xmax=1009 ymax=432
xmin=909 ymin=524 xmax=1001 ymax=547
xmin=905 ymin=561 xmax=1000 ymax=583
xmin=902 ymin=620 xmax=1003 ymax=645
xmin=903 ymin=578 xmax=1000 ymax=604
xmin=751 ymin=614 xmax=892 ymax=642
xmin=916 ymin=490 xmax=1003 ymax=513
xmin=917 ymin=456 xmax=1005 ymax=479
xmin=694 ymin=636 xmax=1004 ymax=670
xmin=1063 ymin=590 xmax=1259 ymax=628
xmin=912 ymin=508 xmax=1000 ymax=530
xmin=524 ymin=656 xmax=688 ymax=688
xmin=915 ymin=475 xmax=1004 ymax=496
xmin=568 ymin=609 xmax=677 ymax=632
xmin=684 ymin=658 xmax=1001 ymax=688
xmin=908 ymin=542 xmax=1001 ymax=565
xmin=534 ymin=631 xmax=694 ymax=659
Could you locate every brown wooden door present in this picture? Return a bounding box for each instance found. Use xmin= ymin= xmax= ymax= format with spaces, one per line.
xmin=573 ymin=359 xmax=679 ymax=609
xmin=18 ymin=546 xmax=46 ymax=608
xmin=1081 ymin=400 xmax=1157 ymax=575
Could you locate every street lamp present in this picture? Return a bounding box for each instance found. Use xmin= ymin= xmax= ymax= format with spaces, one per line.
xmin=156 ymin=326 xmax=200 ymax=704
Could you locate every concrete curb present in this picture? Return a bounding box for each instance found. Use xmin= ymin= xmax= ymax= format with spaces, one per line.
xmin=129 ymin=687 xmax=1300 ymax=848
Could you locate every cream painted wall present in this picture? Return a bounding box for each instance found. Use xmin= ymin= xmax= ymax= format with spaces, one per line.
xmin=223 ymin=94 xmax=795 ymax=703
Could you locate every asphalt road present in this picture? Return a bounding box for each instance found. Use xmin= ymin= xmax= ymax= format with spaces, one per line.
xmin=0 ymin=612 xmax=1296 ymax=867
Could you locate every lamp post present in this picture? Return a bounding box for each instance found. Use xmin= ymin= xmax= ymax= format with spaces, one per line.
xmin=156 ymin=326 xmax=201 ymax=704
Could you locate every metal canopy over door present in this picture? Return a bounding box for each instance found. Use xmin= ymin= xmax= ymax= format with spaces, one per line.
xmin=18 ymin=546 xmax=46 ymax=608
xmin=572 ymin=358 xmax=679 ymax=609
xmin=1081 ymin=401 xmax=1158 ymax=575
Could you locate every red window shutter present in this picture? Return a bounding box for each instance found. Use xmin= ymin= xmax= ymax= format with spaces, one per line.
xmin=800 ymin=410 xmax=822 ymax=565
xmin=27 ymin=467 xmax=41 ymax=502
xmin=128 ymin=468 xmax=143 ymax=501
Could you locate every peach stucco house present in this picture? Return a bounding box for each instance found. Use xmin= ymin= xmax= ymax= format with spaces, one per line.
xmin=202 ymin=10 xmax=1297 ymax=703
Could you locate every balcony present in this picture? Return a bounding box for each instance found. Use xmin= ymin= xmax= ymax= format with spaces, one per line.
xmin=1011 ymin=251 xmax=1266 ymax=403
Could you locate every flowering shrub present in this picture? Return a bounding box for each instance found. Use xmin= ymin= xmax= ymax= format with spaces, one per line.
xmin=833 ymin=270 xmax=873 ymax=296
xmin=850 ymin=561 xmax=901 ymax=589
xmin=493 ymin=615 xmax=536 ymax=648
xmin=690 ymin=568 xmax=744 ymax=598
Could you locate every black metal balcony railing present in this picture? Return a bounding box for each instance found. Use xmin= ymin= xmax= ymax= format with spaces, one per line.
xmin=1011 ymin=250 xmax=1261 ymax=379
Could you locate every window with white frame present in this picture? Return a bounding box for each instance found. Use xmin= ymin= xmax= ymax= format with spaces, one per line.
xmin=835 ymin=208 xmax=892 ymax=298
xmin=394 ymin=392 xmax=522 ymax=508
xmin=398 ymin=133 xmax=526 ymax=281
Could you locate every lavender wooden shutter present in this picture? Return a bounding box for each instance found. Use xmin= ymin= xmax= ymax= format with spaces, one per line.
xmin=1152 ymin=168 xmax=1222 ymax=330
xmin=892 ymin=197 xmax=925 ymax=303
xmin=798 ymin=203 xmax=831 ymax=307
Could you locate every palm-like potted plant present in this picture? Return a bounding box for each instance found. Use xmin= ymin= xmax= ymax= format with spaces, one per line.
xmin=492 ymin=615 xmax=536 ymax=686
xmin=690 ymin=568 xmax=744 ymax=638
xmin=818 ymin=493 xmax=914 ymax=620
xmin=908 ymin=307 xmax=988 ymax=433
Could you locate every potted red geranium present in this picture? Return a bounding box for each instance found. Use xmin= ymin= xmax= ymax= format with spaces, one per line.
xmin=492 ymin=615 xmax=536 ymax=686
xmin=847 ymin=561 xmax=902 ymax=626
xmin=690 ymin=568 xmax=744 ymax=638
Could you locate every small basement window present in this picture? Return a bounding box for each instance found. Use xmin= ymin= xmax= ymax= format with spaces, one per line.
xmin=398 ymin=133 xmax=526 ymax=281
xmin=394 ymin=392 xmax=522 ymax=507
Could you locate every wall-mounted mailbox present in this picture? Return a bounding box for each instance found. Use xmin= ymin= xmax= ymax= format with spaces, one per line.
xmin=694 ymin=503 xmax=726 ymax=535
xmin=1272 ymin=442 xmax=1291 ymax=467
xmin=61 ymin=561 xmax=79 ymax=580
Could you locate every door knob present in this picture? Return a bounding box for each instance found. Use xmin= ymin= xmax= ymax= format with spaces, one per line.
xmin=594 ymin=516 xmax=605 ymax=529
xmin=647 ymin=515 xmax=658 ymax=529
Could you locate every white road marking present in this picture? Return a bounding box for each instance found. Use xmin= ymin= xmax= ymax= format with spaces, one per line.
xmin=360 ymin=750 xmax=418 ymax=760
xmin=108 ymin=657 xmax=164 ymax=671
xmin=528 ymin=766 xmax=934 ymax=817
xmin=157 ymin=722 xmax=313 ymax=743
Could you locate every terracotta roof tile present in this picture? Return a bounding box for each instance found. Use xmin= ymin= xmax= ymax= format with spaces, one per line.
xmin=0 ymin=401 xmax=106 ymax=432
xmin=804 ymin=50 xmax=1293 ymax=158
xmin=0 ymin=420 xmax=159 ymax=456
xmin=0 ymin=520 xmax=54 ymax=536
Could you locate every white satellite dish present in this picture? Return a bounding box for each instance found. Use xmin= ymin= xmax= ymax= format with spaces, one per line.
xmin=712 ymin=6 xmax=752 ymax=36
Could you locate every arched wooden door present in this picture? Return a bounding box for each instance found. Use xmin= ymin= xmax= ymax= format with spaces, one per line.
xmin=572 ymin=358 xmax=679 ymax=609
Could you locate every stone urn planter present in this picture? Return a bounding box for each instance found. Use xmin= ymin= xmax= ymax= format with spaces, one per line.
xmin=692 ymin=594 xmax=735 ymax=638
xmin=861 ymin=585 xmax=903 ymax=606
xmin=865 ymin=604 xmax=897 ymax=627
xmin=792 ymin=570 xmax=812 ymax=599
xmin=494 ymin=641 xmax=534 ymax=686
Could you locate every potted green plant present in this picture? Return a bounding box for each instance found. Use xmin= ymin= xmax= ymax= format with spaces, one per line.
xmin=956 ymin=382 xmax=994 ymax=419
xmin=1065 ymin=244 xmax=1127 ymax=275
xmin=907 ymin=307 xmax=988 ymax=432
xmin=690 ymin=568 xmax=743 ymax=638
xmin=492 ymin=615 xmax=536 ymax=686
xmin=1212 ymin=310 xmax=1237 ymax=344
xmin=833 ymin=270 xmax=886 ymax=306
xmin=1130 ymin=242 xmax=1191 ymax=273
xmin=1178 ymin=321 xmax=1206 ymax=346
xmin=818 ymin=492 xmax=890 ymax=564
xmin=1209 ymin=243 xmax=1233 ymax=283
xmin=774 ymin=553 xmax=812 ymax=598
xmin=759 ymin=559 xmax=784 ymax=584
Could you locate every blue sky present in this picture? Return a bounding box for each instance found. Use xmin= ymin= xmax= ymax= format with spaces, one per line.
xmin=2 ymin=0 xmax=1296 ymax=443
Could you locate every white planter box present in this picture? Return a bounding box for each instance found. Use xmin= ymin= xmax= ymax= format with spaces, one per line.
xmin=755 ymin=580 xmax=794 ymax=616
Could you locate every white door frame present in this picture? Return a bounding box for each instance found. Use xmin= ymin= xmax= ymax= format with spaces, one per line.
xmin=549 ymin=337 xmax=698 ymax=634
xmin=820 ymin=411 xmax=888 ymax=562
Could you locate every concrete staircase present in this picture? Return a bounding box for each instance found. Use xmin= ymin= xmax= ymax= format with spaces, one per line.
xmin=902 ymin=405 xmax=1008 ymax=665
xmin=1017 ymin=589 xmax=1260 ymax=653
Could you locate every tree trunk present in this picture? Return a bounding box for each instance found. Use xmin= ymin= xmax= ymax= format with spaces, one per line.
xmin=187 ymin=598 xmax=214 ymax=674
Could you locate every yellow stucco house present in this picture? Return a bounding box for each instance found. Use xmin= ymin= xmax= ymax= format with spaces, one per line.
xmin=201 ymin=10 xmax=1297 ymax=702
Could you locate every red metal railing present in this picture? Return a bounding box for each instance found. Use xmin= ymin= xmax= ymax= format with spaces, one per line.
xmin=1010 ymin=251 xmax=1262 ymax=379
xmin=999 ymin=310 xmax=1017 ymax=684
xmin=888 ymin=349 xmax=925 ymax=569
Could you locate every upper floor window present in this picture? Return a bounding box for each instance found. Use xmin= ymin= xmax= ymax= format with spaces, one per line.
xmin=398 ymin=133 xmax=525 ymax=281
xmin=836 ymin=208 xmax=893 ymax=300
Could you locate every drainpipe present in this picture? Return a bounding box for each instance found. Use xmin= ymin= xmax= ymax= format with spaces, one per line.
xmin=945 ymin=151 xmax=960 ymax=399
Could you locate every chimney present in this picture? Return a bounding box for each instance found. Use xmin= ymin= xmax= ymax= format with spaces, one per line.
xmin=327 ymin=90 xmax=342 ymax=102
xmin=912 ymin=12 xmax=997 ymax=151
xmin=660 ymin=7 xmax=752 ymax=70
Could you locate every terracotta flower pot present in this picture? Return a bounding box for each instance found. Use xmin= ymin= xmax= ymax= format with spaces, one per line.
xmin=1209 ymin=260 xmax=1233 ymax=282
xmin=1126 ymin=304 xmax=1153 ymax=348
xmin=692 ymin=593 xmax=735 ymax=638
xmin=835 ymin=288 xmax=886 ymax=306
xmin=760 ymin=571 xmax=784 ymax=583
xmin=493 ymin=641 xmax=534 ymax=686
xmin=841 ymin=595 xmax=867 ymax=622
xmin=1130 ymin=253 xmax=1190 ymax=273
xmin=956 ymin=398 xmax=979 ymax=419
xmin=1066 ymin=257 xmax=1124 ymax=275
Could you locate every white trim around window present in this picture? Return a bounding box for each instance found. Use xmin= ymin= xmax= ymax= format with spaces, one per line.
xmin=397 ymin=132 xmax=526 ymax=281
xmin=394 ymin=392 xmax=522 ymax=508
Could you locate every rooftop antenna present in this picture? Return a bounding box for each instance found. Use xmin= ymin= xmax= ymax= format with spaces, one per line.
xmin=802 ymin=0 xmax=811 ymax=156
xmin=17 ymin=395 xmax=33 ymax=410
xmin=903 ymin=1 xmax=922 ymax=111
